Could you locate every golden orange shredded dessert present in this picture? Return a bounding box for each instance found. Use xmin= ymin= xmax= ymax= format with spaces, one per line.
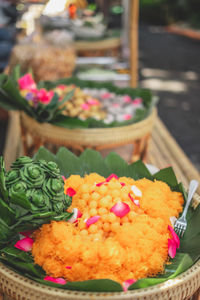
xmin=32 ymin=173 xmax=184 ymax=283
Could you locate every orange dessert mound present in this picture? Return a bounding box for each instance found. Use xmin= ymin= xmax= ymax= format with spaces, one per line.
xmin=32 ymin=173 xmax=184 ymax=283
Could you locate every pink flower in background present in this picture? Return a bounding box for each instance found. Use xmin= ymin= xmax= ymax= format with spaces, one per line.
xmin=37 ymin=89 xmax=54 ymax=104
xmin=132 ymin=98 xmax=142 ymax=106
xmin=101 ymin=92 xmax=112 ymax=99
xmin=14 ymin=237 xmax=34 ymax=252
xmin=18 ymin=74 xmax=36 ymax=90
xmin=81 ymin=103 xmax=90 ymax=110
xmin=87 ymin=98 xmax=99 ymax=106
xmin=123 ymin=95 xmax=132 ymax=103
xmin=124 ymin=114 xmax=132 ymax=120
xmin=57 ymin=84 xmax=67 ymax=90
xmin=112 ymin=103 xmax=120 ymax=108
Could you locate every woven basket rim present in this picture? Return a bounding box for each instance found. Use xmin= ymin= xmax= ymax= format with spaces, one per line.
xmin=20 ymin=109 xmax=157 ymax=147
xmin=0 ymin=259 xmax=199 ymax=299
xmin=20 ymin=108 xmax=157 ymax=134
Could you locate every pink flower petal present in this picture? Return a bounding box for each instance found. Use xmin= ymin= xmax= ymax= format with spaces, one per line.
xmin=18 ymin=74 xmax=36 ymax=90
xmin=77 ymin=209 xmax=83 ymax=218
xmin=81 ymin=103 xmax=90 ymax=110
xmin=128 ymin=193 xmax=140 ymax=207
xmin=101 ymin=92 xmax=112 ymax=99
xmin=62 ymin=175 xmax=66 ymax=181
xmin=44 ymin=276 xmax=66 ymax=285
xmin=66 ymin=266 xmax=72 ymax=269
xmin=14 ymin=237 xmax=34 ymax=252
xmin=106 ymin=174 xmax=119 ymax=182
xmin=122 ymin=279 xmax=137 ymax=291
xmin=37 ymin=89 xmax=54 ymax=104
xmin=66 ymin=187 xmax=76 ymax=197
xmin=57 ymin=84 xmax=67 ymax=90
xmin=168 ymin=238 xmax=177 ymax=258
xmin=120 ymin=182 xmax=126 ymax=187
xmin=86 ymin=216 xmax=100 ymax=228
xmin=96 ymin=181 xmax=106 ymax=187
xmin=131 ymin=185 xmax=142 ymax=197
xmin=110 ymin=202 xmax=130 ymax=218
xmin=87 ymin=98 xmax=99 ymax=106
xmin=168 ymin=225 xmax=180 ymax=249
xmin=112 ymin=103 xmax=120 ymax=108
xmin=123 ymin=95 xmax=132 ymax=103
xmin=72 ymin=208 xmax=83 ymax=224
xmin=68 ymin=208 xmax=79 ymax=223
xmin=124 ymin=114 xmax=132 ymax=120
xmin=19 ymin=231 xmax=33 ymax=237
xmin=132 ymin=98 xmax=142 ymax=106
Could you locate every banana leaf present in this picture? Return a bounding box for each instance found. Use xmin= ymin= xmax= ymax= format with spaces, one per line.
xmin=0 ymin=147 xmax=199 ymax=292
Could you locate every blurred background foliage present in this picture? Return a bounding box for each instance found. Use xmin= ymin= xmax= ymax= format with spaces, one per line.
xmin=140 ymin=0 xmax=200 ymax=27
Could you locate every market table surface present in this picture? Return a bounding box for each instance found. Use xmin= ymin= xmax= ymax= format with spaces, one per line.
xmin=1 ymin=111 xmax=200 ymax=300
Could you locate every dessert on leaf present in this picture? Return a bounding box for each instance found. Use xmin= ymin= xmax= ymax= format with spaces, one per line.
xmin=0 ymin=148 xmax=199 ymax=293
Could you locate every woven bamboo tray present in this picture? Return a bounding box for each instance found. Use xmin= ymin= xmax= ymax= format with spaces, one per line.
xmin=74 ymin=37 xmax=121 ymax=57
xmin=20 ymin=108 xmax=157 ymax=162
xmin=0 ymin=254 xmax=199 ymax=300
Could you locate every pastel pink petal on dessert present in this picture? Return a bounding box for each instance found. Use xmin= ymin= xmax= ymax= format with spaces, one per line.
xmin=110 ymin=202 xmax=130 ymax=218
xmin=44 ymin=276 xmax=66 ymax=285
xmin=124 ymin=114 xmax=132 ymax=120
xmin=123 ymin=95 xmax=132 ymax=103
xmin=77 ymin=209 xmax=83 ymax=218
xmin=14 ymin=237 xmax=34 ymax=252
xmin=112 ymin=103 xmax=120 ymax=108
xmin=68 ymin=208 xmax=79 ymax=223
xmin=168 ymin=225 xmax=180 ymax=248
xmin=106 ymin=174 xmax=119 ymax=182
xmin=19 ymin=231 xmax=33 ymax=237
xmin=96 ymin=181 xmax=106 ymax=187
xmin=18 ymin=74 xmax=36 ymax=90
xmin=134 ymin=199 xmax=140 ymax=207
xmin=131 ymin=185 xmax=142 ymax=197
xmin=66 ymin=187 xmax=76 ymax=197
xmin=81 ymin=103 xmax=90 ymax=110
xmin=86 ymin=216 xmax=100 ymax=228
xmin=87 ymin=98 xmax=99 ymax=105
xmin=168 ymin=238 xmax=177 ymax=258
xmin=57 ymin=84 xmax=67 ymax=90
xmin=132 ymin=98 xmax=142 ymax=106
xmin=122 ymin=279 xmax=137 ymax=291
xmin=128 ymin=193 xmax=140 ymax=207
xmin=101 ymin=92 xmax=112 ymax=99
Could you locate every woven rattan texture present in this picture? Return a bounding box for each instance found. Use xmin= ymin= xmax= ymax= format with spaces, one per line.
xmin=0 ymin=258 xmax=200 ymax=300
xmin=20 ymin=109 xmax=156 ymax=147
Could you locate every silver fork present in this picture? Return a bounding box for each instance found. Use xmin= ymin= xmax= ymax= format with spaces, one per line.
xmin=174 ymin=179 xmax=199 ymax=237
